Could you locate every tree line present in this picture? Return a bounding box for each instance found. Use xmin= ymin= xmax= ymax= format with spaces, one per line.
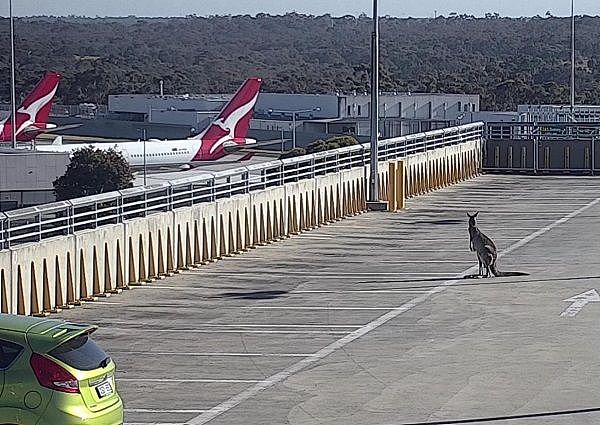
xmin=0 ymin=13 xmax=598 ymax=110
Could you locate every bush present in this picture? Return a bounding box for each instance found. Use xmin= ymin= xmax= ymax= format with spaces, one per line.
xmin=53 ymin=147 xmax=134 ymax=200
xmin=278 ymin=135 xmax=359 ymax=159
xmin=328 ymin=135 xmax=360 ymax=148
xmin=279 ymin=147 xmax=307 ymax=159
xmin=305 ymin=139 xmax=327 ymax=154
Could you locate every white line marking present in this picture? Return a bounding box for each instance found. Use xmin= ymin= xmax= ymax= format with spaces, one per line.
xmin=189 ymin=273 xmax=455 ymax=279
xmin=403 ymin=210 xmax=574 ymax=215
xmin=560 ymin=289 xmax=600 ymax=317
xmin=119 ymin=378 xmax=261 ymax=383
xmin=125 ymin=409 xmax=206 ymax=414
xmin=187 ymin=196 xmax=600 ymax=425
xmin=125 ymin=423 xmax=183 ymax=425
xmin=296 ymin=236 xmax=525 ymax=242
xmin=193 ymin=271 xmax=454 ymax=276
xmin=293 ymin=289 xmax=430 ymax=294
xmin=184 ymin=323 xmax=361 ymax=328
xmin=103 ymin=323 xmax=360 ymax=329
xmin=112 ymin=351 xmax=315 ymax=357
xmin=237 ymin=306 xmax=393 ymax=310
xmin=110 ymin=328 xmax=350 ymax=334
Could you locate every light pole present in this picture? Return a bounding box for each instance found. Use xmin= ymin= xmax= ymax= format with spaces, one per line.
xmin=9 ymin=0 xmax=17 ymax=149
xmin=570 ymin=0 xmax=575 ymax=122
xmin=292 ymin=112 xmax=296 ymax=149
xmin=268 ymin=107 xmax=321 ymax=150
xmin=368 ymin=0 xmax=380 ymax=203
xmin=139 ymin=128 xmax=147 ymax=186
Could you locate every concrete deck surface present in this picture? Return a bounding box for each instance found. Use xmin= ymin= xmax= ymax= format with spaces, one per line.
xmin=58 ymin=175 xmax=600 ymax=425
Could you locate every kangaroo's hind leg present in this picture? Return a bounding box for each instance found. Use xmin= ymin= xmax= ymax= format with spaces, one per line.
xmin=477 ymin=255 xmax=484 ymax=276
xmin=483 ymin=252 xmax=494 ymax=277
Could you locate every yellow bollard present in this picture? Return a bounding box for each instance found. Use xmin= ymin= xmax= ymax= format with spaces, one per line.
xmin=396 ymin=160 xmax=405 ymax=210
xmin=388 ymin=162 xmax=397 ymax=212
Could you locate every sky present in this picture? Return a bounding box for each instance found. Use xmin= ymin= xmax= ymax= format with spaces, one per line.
xmin=1 ymin=0 xmax=598 ymax=18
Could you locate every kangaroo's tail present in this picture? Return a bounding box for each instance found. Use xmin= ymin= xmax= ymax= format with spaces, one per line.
xmin=489 ymin=263 xmax=529 ymax=277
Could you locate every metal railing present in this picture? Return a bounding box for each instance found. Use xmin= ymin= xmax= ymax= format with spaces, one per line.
xmin=483 ymin=121 xmax=600 ymax=173
xmin=486 ymin=121 xmax=600 ymax=142
xmin=0 ymin=123 xmax=483 ymax=249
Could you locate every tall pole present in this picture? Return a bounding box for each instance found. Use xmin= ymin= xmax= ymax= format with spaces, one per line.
xmin=368 ymin=0 xmax=380 ymax=202
xmin=9 ymin=0 xmax=17 ymax=149
xmin=142 ymin=128 xmax=147 ymax=186
xmin=292 ymin=112 xmax=296 ymax=150
xmin=570 ymin=0 xmax=575 ymax=122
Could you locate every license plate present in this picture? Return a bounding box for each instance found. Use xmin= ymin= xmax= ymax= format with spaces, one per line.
xmin=96 ymin=380 xmax=113 ymax=398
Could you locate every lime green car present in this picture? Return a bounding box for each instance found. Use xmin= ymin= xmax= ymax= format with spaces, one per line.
xmin=0 ymin=314 xmax=123 ymax=425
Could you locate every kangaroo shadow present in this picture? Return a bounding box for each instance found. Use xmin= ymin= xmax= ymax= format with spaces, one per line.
xmin=212 ymin=290 xmax=288 ymax=300
xmin=357 ymin=274 xmax=600 ymax=291
xmin=395 ymin=219 xmax=464 ymax=226
xmin=399 ymin=405 xmax=600 ymax=425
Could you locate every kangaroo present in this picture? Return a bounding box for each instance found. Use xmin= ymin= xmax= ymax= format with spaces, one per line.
xmin=467 ymin=212 xmax=528 ymax=278
xmin=468 ymin=212 xmax=497 ymax=277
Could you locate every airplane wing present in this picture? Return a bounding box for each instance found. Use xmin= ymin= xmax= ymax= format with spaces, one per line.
xmin=223 ymin=139 xmax=289 ymax=157
xmin=35 ymin=133 xmax=136 ymax=143
xmin=232 ymin=147 xmax=283 ymax=158
xmin=22 ymin=123 xmax=83 ymax=135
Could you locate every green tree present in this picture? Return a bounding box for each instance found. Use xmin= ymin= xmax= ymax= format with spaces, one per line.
xmin=53 ymin=147 xmax=134 ymax=200
xmin=279 ymin=147 xmax=307 ymax=159
xmin=306 ymin=135 xmax=359 ymax=154
xmin=281 ymin=135 xmax=359 ymax=158
xmin=326 ymin=135 xmax=359 ymax=148
xmin=5 ymin=15 xmax=600 ymax=109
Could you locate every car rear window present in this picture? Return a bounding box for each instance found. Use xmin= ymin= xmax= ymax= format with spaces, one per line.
xmin=49 ymin=334 xmax=109 ymax=371
xmin=0 ymin=339 xmax=23 ymax=369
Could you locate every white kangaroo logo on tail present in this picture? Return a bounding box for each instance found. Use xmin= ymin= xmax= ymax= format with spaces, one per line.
xmin=208 ymin=90 xmax=260 ymax=155
xmin=14 ymin=84 xmax=59 ymax=136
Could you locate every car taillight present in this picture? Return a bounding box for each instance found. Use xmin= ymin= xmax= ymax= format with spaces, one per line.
xmin=30 ymin=353 xmax=80 ymax=394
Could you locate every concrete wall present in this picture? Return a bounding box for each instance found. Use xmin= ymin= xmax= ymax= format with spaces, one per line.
xmin=484 ymin=138 xmax=598 ymax=173
xmin=0 ymin=139 xmax=481 ymax=316
xmin=0 ymin=151 xmax=71 ymax=211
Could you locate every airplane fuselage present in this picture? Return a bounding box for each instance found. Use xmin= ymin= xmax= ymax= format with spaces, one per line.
xmin=35 ymin=137 xmax=257 ymax=167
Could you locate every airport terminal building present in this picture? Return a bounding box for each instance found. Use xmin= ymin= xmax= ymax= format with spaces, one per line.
xmin=105 ymin=91 xmax=480 ymax=140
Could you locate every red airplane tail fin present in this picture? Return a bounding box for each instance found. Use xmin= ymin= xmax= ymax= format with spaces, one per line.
xmin=193 ymin=77 xmax=262 ymax=143
xmin=12 ymin=72 xmax=61 ymax=136
xmin=191 ymin=77 xmax=262 ymax=161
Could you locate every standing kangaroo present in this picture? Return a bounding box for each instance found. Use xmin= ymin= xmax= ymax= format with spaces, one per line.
xmin=467 ymin=212 xmax=528 ymax=278
xmin=468 ymin=212 xmax=498 ymax=277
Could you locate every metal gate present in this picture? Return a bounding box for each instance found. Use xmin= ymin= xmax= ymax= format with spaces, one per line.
xmin=483 ymin=122 xmax=600 ymax=174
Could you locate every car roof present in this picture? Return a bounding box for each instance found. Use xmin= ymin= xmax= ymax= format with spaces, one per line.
xmin=0 ymin=314 xmax=97 ymax=352
xmin=0 ymin=314 xmax=64 ymax=334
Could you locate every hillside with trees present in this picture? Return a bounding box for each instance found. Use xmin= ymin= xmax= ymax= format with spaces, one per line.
xmin=0 ymin=13 xmax=598 ymax=110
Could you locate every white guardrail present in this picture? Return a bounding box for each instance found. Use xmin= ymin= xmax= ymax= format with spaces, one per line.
xmin=0 ymin=123 xmax=483 ymax=249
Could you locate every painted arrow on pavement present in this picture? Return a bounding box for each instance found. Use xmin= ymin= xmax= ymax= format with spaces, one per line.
xmin=560 ymin=289 xmax=600 ymax=318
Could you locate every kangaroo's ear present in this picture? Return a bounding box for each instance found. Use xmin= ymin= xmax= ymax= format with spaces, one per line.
xmin=467 ymin=212 xmax=474 ymax=218
xmin=474 ymin=211 xmax=479 ymax=217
